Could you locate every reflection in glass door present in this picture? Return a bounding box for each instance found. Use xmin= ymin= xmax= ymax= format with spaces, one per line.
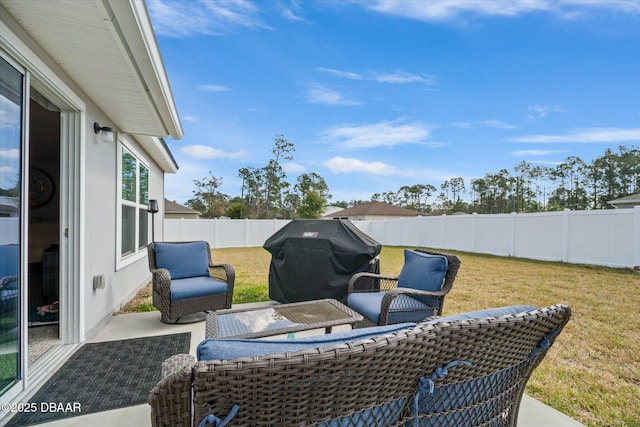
xmin=0 ymin=56 xmax=23 ymax=396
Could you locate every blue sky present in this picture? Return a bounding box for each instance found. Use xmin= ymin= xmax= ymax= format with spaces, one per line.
xmin=148 ymin=0 xmax=640 ymax=205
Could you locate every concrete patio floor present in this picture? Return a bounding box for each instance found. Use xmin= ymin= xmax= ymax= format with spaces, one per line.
xmin=23 ymin=304 xmax=585 ymax=427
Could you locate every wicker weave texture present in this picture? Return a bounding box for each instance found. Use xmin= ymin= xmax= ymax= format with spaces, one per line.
xmin=149 ymin=304 xmax=571 ymax=427
xmin=147 ymin=241 xmax=235 ymax=323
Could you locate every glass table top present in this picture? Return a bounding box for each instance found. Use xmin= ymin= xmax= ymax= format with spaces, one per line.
xmin=210 ymin=299 xmax=362 ymax=338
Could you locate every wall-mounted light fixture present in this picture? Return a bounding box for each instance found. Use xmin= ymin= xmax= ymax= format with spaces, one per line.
xmin=93 ymin=122 xmax=114 ymax=143
xmin=148 ymin=199 xmax=159 ymax=242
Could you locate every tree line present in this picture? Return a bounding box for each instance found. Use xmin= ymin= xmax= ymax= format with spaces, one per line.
xmin=340 ymin=145 xmax=640 ymax=214
xmin=186 ymin=135 xmax=331 ymax=219
xmin=185 ymin=140 xmax=639 ymax=218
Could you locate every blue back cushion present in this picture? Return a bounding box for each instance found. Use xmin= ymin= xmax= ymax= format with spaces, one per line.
xmin=154 ymin=242 xmax=210 ymax=280
xmin=422 ymin=305 xmax=536 ymax=325
xmin=408 ymin=305 xmax=538 ymax=426
xmin=197 ymin=322 xmax=415 ymax=361
xmin=397 ymin=250 xmax=447 ymax=292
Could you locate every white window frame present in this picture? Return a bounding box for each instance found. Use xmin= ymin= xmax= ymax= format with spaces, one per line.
xmin=116 ymin=137 xmax=150 ymax=270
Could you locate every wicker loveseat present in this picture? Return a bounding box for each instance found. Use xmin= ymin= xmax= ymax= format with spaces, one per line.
xmin=149 ymin=304 xmax=571 ymax=427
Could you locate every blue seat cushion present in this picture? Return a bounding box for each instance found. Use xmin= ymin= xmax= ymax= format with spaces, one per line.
xmin=197 ymin=322 xmax=415 ymax=361
xmin=347 ymin=292 xmax=438 ymax=324
xmin=170 ymin=277 xmax=228 ymax=301
xmin=154 ymin=242 xmax=210 ymax=280
xmin=397 ymin=250 xmax=447 ymax=292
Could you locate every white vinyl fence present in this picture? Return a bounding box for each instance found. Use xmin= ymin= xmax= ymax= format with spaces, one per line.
xmin=166 ymin=207 xmax=640 ymax=269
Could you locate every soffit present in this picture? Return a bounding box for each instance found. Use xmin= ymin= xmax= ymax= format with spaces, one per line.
xmin=1 ymin=0 xmax=183 ymax=140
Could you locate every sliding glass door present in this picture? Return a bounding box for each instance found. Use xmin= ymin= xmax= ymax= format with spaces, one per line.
xmin=0 ymin=56 xmax=24 ymax=396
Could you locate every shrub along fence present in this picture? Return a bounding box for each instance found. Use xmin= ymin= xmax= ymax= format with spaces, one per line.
xmin=164 ymin=207 xmax=640 ymax=269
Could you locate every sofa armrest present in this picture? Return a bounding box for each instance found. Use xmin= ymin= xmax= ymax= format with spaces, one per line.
xmin=149 ymin=365 xmax=194 ymax=427
xmin=161 ymin=353 xmax=196 ymax=378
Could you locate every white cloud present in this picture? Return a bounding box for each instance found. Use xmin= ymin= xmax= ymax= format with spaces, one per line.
xmin=306 ymin=84 xmax=361 ymax=106
xmin=317 ymin=68 xmax=435 ymax=85
xmin=316 ymin=68 xmax=364 ymax=80
xmin=0 ymin=166 xmax=16 ymax=173
xmin=283 ymin=162 xmax=306 ymax=173
xmin=451 ymin=120 xmax=516 ymax=129
xmin=0 ymin=149 xmax=20 ymax=159
xmin=198 ymin=84 xmax=231 ymax=92
xmin=147 ymin=0 xmax=271 ymax=38
xmin=512 ymin=149 xmax=569 ymax=156
xmin=278 ymin=0 xmax=307 ymax=22
xmin=182 ymin=116 xmax=198 ymax=122
xmin=352 ymin=0 xmax=640 ymax=22
xmin=323 ymin=120 xmax=431 ymax=149
xmin=479 ymin=120 xmax=518 ymax=129
xmin=512 ymin=127 xmax=640 ymax=143
xmin=526 ymin=105 xmax=567 ymax=121
xmin=323 ymin=157 xmax=399 ymax=175
xmin=373 ymin=71 xmax=436 ymax=85
xmin=181 ymin=145 xmax=247 ymax=159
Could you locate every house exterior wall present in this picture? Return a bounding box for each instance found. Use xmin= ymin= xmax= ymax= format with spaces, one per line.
xmin=82 ymin=130 xmax=163 ymax=334
xmin=1 ymin=10 xmax=161 ymax=339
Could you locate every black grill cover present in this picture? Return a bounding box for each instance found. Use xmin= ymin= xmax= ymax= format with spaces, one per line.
xmin=264 ymin=219 xmax=381 ymax=303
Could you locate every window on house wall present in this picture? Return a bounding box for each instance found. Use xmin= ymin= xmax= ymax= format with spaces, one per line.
xmin=120 ymin=145 xmax=149 ymax=259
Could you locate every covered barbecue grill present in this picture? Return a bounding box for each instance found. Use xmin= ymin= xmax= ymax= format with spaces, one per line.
xmin=264 ymin=219 xmax=381 ymax=303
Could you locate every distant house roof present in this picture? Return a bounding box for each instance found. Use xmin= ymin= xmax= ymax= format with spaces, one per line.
xmin=322 ymin=205 xmax=346 ymax=217
xmin=164 ymin=199 xmax=201 ymax=217
xmin=326 ymin=201 xmax=419 ymax=218
xmin=608 ymin=193 xmax=640 ymax=209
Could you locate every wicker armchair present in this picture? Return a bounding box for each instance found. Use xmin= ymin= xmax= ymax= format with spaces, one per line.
xmin=147 ymin=241 xmax=234 ymax=323
xmin=149 ymin=304 xmax=571 ymax=427
xmin=347 ymin=249 xmax=461 ymax=325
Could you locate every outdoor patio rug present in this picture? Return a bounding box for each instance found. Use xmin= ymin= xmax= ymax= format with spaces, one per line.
xmin=6 ymin=332 xmax=191 ymax=426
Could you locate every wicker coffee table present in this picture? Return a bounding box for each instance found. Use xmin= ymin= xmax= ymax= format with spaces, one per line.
xmin=206 ymin=299 xmax=363 ymax=339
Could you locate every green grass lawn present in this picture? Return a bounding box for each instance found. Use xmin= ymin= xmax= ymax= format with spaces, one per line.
xmin=123 ymin=246 xmax=640 ymax=427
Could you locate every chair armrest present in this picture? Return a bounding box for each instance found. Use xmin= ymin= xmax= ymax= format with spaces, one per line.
xmin=151 ymin=268 xmax=171 ymax=296
xmin=209 ymin=263 xmax=235 ymax=284
xmin=379 ymin=288 xmax=449 ymax=325
xmin=209 ymin=263 xmax=235 ymax=308
xmin=347 ymin=272 xmax=400 ymax=294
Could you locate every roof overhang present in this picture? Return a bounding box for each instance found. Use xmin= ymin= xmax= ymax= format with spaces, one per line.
xmin=1 ymin=0 xmax=183 ymax=167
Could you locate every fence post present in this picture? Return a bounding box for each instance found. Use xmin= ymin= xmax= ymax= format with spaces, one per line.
xmin=245 ymin=218 xmax=250 ymax=247
xmin=441 ymin=215 xmax=446 ymax=249
xmin=471 ymin=212 xmax=477 ymax=253
xmin=213 ymin=218 xmax=219 ymax=249
xmin=634 ymin=206 xmax=640 ymax=268
xmin=562 ymin=209 xmax=570 ymax=263
xmin=510 ymin=212 xmax=517 ymax=257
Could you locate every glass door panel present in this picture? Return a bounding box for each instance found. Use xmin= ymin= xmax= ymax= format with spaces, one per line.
xmin=0 ymin=57 xmax=24 ymax=395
